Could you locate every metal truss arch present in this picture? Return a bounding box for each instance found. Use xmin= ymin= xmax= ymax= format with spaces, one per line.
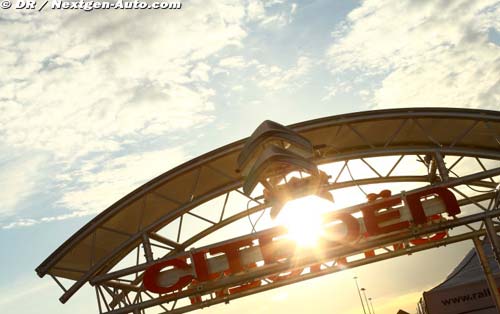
xmin=36 ymin=108 xmax=500 ymax=312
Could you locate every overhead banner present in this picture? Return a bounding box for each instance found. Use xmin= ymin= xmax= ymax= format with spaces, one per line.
xmin=140 ymin=187 xmax=460 ymax=302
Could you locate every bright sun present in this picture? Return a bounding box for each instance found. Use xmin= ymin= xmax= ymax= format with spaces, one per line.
xmin=274 ymin=195 xmax=335 ymax=247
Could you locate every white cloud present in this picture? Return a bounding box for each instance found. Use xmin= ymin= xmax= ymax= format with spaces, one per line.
xmin=0 ymin=275 xmax=96 ymax=314
xmin=219 ymin=56 xmax=256 ymax=69
xmin=217 ymin=54 xmax=314 ymax=92
xmin=0 ymin=2 xmax=248 ymax=160
xmin=2 ymin=218 xmax=38 ymax=229
xmin=327 ymin=0 xmax=500 ymax=109
xmin=247 ymin=1 xmax=266 ymax=21
xmin=190 ymin=63 xmax=212 ymax=82
xmin=0 ymin=155 xmax=46 ymax=216
xmin=0 ymin=0 xmax=308 ymax=227
xmin=2 ymin=146 xmax=189 ymax=229
xmin=256 ymin=56 xmax=315 ymax=90
xmin=0 ymin=277 xmax=53 ymax=308
xmin=246 ymin=0 xmax=297 ymax=28
xmin=58 ymin=146 xmax=190 ymax=215
xmin=0 ymin=1 xmax=249 ymax=223
xmin=231 ymin=85 xmax=244 ymax=91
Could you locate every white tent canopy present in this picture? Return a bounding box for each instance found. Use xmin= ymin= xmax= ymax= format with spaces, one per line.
xmin=421 ymin=241 xmax=500 ymax=314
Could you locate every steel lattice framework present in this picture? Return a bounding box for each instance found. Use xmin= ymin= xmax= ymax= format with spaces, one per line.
xmin=37 ymin=108 xmax=500 ymax=314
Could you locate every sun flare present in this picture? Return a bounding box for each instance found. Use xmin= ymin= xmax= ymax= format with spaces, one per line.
xmin=274 ymin=195 xmax=335 ymax=247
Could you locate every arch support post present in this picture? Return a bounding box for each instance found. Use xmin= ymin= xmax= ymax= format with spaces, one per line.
xmin=472 ymin=236 xmax=500 ymax=311
xmin=485 ymin=218 xmax=500 ymax=265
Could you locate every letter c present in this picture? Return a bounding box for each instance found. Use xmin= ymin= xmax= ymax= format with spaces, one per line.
xmin=143 ymin=258 xmax=193 ymax=294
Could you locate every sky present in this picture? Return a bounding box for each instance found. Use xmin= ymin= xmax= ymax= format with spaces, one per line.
xmin=0 ymin=0 xmax=499 ymax=313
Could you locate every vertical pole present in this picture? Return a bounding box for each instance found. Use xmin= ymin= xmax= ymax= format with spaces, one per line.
xmin=95 ymin=286 xmax=103 ymax=314
xmin=353 ymin=277 xmax=367 ymax=314
xmin=473 ymin=236 xmax=500 ymax=311
xmin=494 ymin=186 xmax=500 ymax=210
xmin=434 ymin=152 xmax=449 ymax=182
xmin=369 ymin=297 xmax=376 ymax=314
xmin=485 ymin=218 xmax=500 ymax=265
xmin=142 ymin=234 xmax=153 ymax=263
xmin=361 ymin=288 xmax=372 ymax=314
